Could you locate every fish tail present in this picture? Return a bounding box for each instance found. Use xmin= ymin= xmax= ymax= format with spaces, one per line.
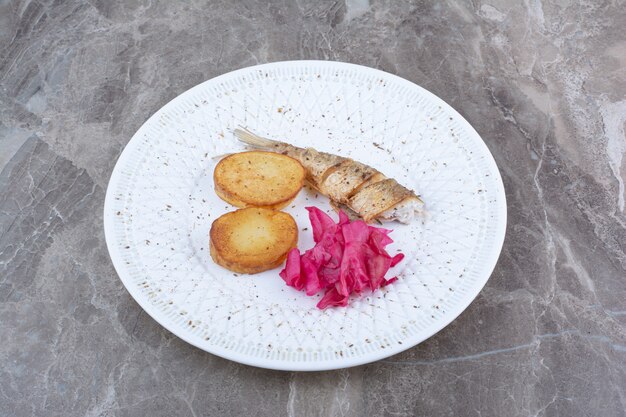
xmin=233 ymin=127 xmax=280 ymax=149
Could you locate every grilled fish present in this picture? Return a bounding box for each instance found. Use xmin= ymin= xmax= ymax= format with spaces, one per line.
xmin=233 ymin=128 xmax=425 ymax=224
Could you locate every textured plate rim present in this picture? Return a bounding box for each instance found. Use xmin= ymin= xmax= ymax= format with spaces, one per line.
xmin=103 ymin=60 xmax=507 ymax=371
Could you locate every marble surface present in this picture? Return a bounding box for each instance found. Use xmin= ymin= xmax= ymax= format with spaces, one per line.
xmin=1 ymin=0 xmax=625 ymax=416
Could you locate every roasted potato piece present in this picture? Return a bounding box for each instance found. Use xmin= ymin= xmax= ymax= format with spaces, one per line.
xmin=209 ymin=207 xmax=298 ymax=274
xmin=214 ymin=151 xmax=305 ymax=210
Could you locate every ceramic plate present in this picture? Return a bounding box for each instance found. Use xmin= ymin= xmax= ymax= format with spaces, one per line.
xmin=104 ymin=61 xmax=506 ymax=371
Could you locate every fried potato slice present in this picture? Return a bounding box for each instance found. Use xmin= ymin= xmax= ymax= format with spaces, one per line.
xmin=214 ymin=151 xmax=305 ymax=210
xmin=209 ymin=207 xmax=298 ymax=274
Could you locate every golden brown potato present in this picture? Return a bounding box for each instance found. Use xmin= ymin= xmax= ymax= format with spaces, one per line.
xmin=209 ymin=207 xmax=298 ymax=274
xmin=214 ymin=151 xmax=305 ymax=210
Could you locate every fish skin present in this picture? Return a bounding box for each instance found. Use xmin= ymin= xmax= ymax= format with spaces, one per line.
xmin=348 ymin=178 xmax=414 ymax=222
xmin=296 ymin=148 xmax=346 ymax=188
xmin=318 ymin=160 xmax=378 ymax=204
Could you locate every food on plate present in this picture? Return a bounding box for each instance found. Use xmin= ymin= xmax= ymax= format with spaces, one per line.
xmin=233 ymin=128 xmax=424 ymax=224
xmin=280 ymin=207 xmax=404 ymax=309
xmin=214 ymin=151 xmax=305 ymax=210
xmin=210 ymin=207 xmax=298 ymax=274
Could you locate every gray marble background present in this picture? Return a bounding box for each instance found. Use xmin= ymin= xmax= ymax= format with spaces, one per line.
xmin=1 ymin=0 xmax=625 ymax=416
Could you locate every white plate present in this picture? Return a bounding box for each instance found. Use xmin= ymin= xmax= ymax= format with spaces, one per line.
xmin=104 ymin=61 xmax=506 ymax=371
